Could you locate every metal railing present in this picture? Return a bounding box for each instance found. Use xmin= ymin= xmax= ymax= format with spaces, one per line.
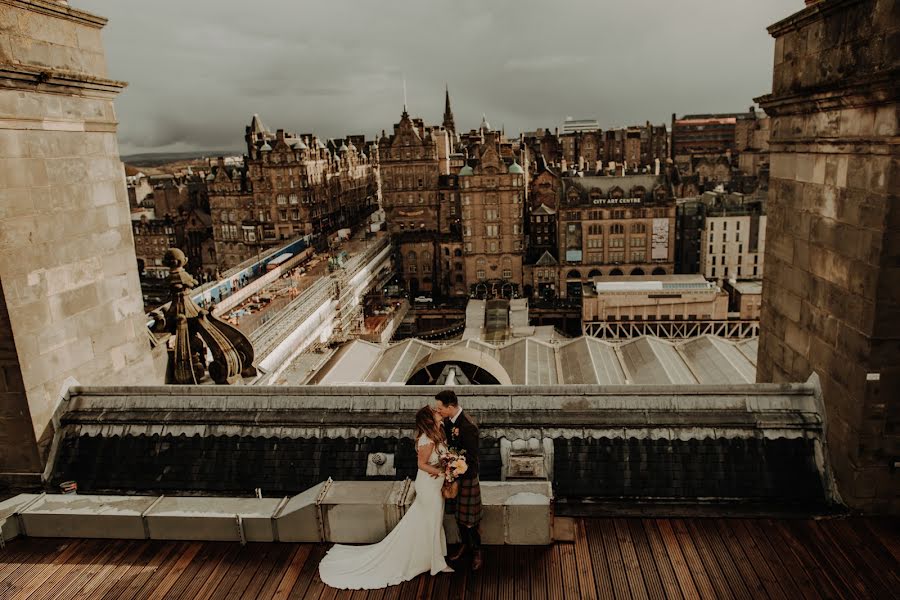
xmin=583 ymin=319 xmax=760 ymax=339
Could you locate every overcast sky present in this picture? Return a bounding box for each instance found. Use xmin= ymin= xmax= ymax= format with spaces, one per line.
xmin=77 ymin=0 xmax=795 ymax=156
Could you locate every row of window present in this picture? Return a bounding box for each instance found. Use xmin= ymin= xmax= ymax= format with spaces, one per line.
xmin=708 ymin=247 xmax=759 ymax=261
xmin=710 ymin=266 xmax=759 ymax=277
xmin=708 ymin=232 xmax=742 ymax=243
xmin=562 ymin=209 xmax=669 ymax=220
xmin=462 ymin=224 xmax=522 ymax=237
xmin=461 ymin=193 xmax=524 ymax=205
xmin=709 ymin=220 xmax=742 ymax=231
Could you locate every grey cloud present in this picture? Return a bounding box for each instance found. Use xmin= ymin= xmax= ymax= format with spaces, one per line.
xmin=76 ymin=0 xmax=793 ymax=155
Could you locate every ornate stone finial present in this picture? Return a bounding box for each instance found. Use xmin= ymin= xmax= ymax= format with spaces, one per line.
xmin=154 ymin=248 xmax=257 ymax=384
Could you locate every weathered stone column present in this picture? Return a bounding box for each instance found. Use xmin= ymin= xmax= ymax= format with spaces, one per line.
xmin=0 ymin=1 xmax=157 ymax=483
xmin=756 ymin=0 xmax=899 ymax=512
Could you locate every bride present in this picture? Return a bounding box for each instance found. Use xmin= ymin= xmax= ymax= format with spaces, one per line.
xmin=318 ymin=406 xmax=452 ymax=589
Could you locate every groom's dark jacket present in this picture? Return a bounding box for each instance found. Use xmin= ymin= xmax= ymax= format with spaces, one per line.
xmin=445 ymin=410 xmax=479 ymax=479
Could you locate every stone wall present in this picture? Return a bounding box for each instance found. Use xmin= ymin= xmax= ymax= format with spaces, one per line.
xmin=756 ymin=0 xmax=899 ymax=512
xmin=0 ymin=1 xmax=157 ymax=477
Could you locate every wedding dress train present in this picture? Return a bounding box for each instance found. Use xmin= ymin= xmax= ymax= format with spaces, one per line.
xmin=318 ymin=435 xmax=449 ymax=589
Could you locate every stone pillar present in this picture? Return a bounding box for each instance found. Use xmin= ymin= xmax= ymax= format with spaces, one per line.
xmin=755 ymin=0 xmax=899 ymax=512
xmin=0 ymin=1 xmax=157 ymax=482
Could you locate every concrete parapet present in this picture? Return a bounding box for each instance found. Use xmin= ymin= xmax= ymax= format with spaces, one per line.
xmin=145 ymin=496 xmax=283 ymax=542
xmin=273 ymin=480 xmax=326 ymax=542
xmin=0 ymin=480 xmax=554 ymax=545
xmin=317 ymin=479 xmax=413 ymax=544
xmin=0 ymin=494 xmax=40 ymax=543
xmin=17 ymin=493 xmax=156 ymax=539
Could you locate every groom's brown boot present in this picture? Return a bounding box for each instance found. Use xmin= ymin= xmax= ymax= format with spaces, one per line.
xmin=450 ymin=526 xmax=468 ymax=562
xmin=471 ymin=550 xmax=483 ymax=571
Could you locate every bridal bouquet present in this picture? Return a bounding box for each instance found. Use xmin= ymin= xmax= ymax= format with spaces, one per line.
xmin=439 ymin=448 xmax=468 ymax=499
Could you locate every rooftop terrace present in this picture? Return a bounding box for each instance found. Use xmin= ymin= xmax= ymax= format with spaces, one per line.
xmin=0 ymin=517 xmax=896 ymax=599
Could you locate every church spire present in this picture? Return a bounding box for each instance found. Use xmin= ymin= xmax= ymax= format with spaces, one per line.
xmin=442 ymin=84 xmax=456 ymax=135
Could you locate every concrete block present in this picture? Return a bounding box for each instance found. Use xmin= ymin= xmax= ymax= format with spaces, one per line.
xmin=19 ymin=494 xmax=158 ymax=539
xmin=145 ymin=497 xmax=281 ymax=542
xmin=274 ymin=482 xmax=326 ymax=542
xmin=480 ymin=481 xmax=553 ymax=545
xmin=0 ymin=494 xmax=40 ymax=542
xmin=506 ymin=492 xmax=553 ymax=545
xmin=319 ymin=480 xmax=412 ymax=544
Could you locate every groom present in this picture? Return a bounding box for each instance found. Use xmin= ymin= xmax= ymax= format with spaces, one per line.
xmin=434 ymin=389 xmax=483 ymax=571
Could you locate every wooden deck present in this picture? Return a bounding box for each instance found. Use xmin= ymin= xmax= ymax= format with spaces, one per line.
xmin=0 ymin=517 xmax=897 ymax=599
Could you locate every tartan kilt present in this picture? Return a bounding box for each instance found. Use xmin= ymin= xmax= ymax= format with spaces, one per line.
xmin=453 ymin=476 xmax=482 ymax=527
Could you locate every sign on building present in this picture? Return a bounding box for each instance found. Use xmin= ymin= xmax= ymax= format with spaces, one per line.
xmin=652 ymin=218 xmax=669 ymax=260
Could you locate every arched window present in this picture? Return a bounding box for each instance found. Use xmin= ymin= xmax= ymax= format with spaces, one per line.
xmin=454 ymin=249 xmax=462 ymax=257
xmin=588 ymin=269 xmax=602 ymax=278
xmin=609 ymin=268 xmax=623 ymax=276
xmin=407 ymin=251 xmax=417 ymax=262
xmin=652 ymin=267 xmax=666 ymax=275
xmin=588 ymin=224 xmax=603 ymax=235
xmin=444 ymin=248 xmax=450 ymax=256
xmin=630 ymin=268 xmax=645 ymax=276
xmin=566 ymin=269 xmax=581 ymax=279
xmin=610 ymin=224 xmax=624 ymax=235
xmin=422 ymin=251 xmax=431 ymax=263
xmin=631 ymin=223 xmax=646 ymax=234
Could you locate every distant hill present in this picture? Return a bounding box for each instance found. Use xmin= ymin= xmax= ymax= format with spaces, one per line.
xmin=122 ymin=150 xmax=241 ymax=168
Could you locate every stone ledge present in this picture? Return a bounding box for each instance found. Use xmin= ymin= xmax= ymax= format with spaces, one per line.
xmin=0 ymin=65 xmax=127 ymax=97
xmin=765 ymin=0 xmax=867 ymax=37
xmin=756 ymin=72 xmax=900 ymax=115
xmin=1 ymin=0 xmax=108 ymax=28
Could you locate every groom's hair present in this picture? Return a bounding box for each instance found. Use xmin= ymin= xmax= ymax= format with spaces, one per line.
xmin=435 ymin=389 xmax=458 ymax=406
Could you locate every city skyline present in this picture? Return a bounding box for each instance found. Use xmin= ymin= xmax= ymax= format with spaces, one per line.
xmin=78 ymin=0 xmax=792 ymax=155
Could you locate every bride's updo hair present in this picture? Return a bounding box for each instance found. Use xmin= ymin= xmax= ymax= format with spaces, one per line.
xmin=414 ymin=405 xmax=445 ymax=445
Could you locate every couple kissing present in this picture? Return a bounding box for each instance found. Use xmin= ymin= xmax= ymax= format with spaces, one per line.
xmin=318 ymin=389 xmax=482 ymax=590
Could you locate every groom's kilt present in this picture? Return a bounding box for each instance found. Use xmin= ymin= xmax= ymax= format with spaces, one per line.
xmin=454 ymin=476 xmax=482 ymax=527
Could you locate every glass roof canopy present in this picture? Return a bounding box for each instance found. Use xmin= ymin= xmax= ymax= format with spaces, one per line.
xmin=310 ymin=335 xmax=759 ymax=386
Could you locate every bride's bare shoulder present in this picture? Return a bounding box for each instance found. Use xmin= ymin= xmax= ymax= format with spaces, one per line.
xmin=416 ymin=435 xmax=435 ymax=448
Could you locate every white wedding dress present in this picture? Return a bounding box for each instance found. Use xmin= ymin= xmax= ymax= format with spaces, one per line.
xmin=318 ymin=435 xmax=449 ymax=589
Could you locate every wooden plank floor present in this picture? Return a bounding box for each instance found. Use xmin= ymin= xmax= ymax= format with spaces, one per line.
xmin=0 ymin=518 xmax=896 ymax=600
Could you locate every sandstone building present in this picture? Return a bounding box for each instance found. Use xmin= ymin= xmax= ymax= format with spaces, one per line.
xmin=459 ymin=132 xmax=527 ymax=298
xmin=208 ymin=115 xmax=378 ymax=270
xmin=378 ymin=109 xmax=456 ymax=297
xmin=671 ymin=108 xmax=770 ymax=192
xmin=555 ymin=174 xmax=677 ymax=299
xmin=756 ymin=0 xmax=899 ymax=512
xmin=0 ymin=0 xmax=158 ymax=481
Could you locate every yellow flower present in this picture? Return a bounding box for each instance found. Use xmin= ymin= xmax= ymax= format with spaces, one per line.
xmin=455 ymin=460 xmax=468 ymax=475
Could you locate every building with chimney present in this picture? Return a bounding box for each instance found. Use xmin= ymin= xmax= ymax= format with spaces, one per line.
xmin=378 ymin=109 xmax=457 ymax=297
xmin=459 ymin=131 xmax=528 ymax=298
xmin=556 ymin=174 xmax=677 ymax=299
xmin=208 ymin=116 xmax=378 ymax=270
